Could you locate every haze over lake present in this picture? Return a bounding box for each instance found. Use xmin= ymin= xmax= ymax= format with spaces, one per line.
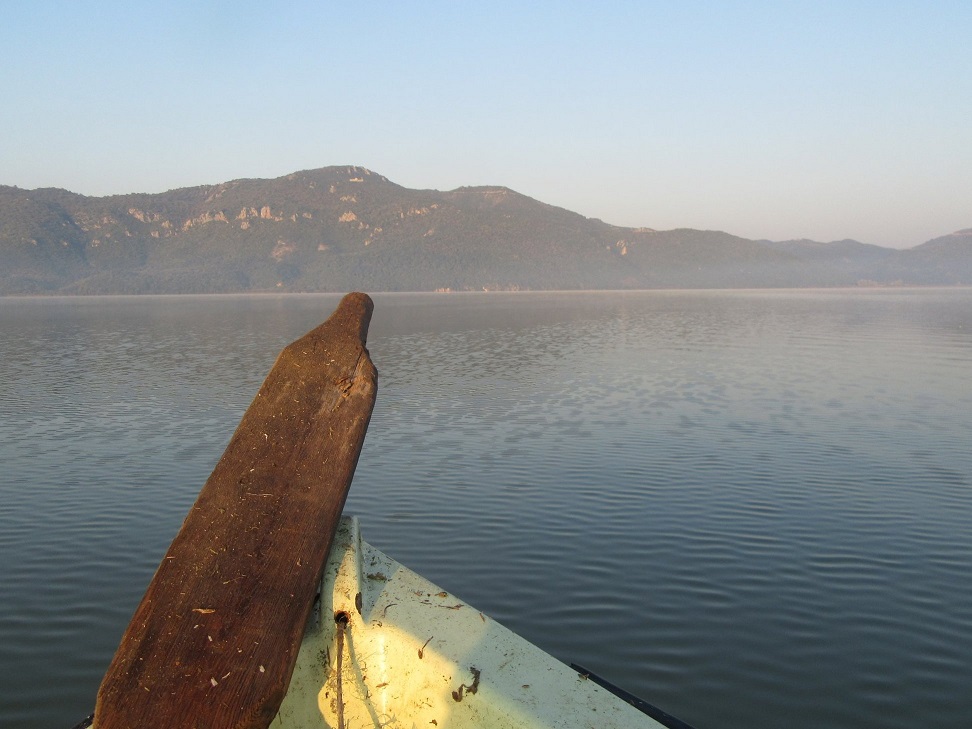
xmin=1 ymin=289 xmax=970 ymax=728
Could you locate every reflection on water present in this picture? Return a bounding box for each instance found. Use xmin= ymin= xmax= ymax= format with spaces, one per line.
xmin=1 ymin=290 xmax=971 ymax=728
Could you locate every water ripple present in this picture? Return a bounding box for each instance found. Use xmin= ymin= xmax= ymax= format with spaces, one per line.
xmin=3 ymin=290 xmax=972 ymax=728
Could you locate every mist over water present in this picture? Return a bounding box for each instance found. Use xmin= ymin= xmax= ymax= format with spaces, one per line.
xmin=2 ymin=290 xmax=970 ymax=728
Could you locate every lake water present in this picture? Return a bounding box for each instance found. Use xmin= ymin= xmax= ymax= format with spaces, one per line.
xmin=1 ymin=289 xmax=971 ymax=728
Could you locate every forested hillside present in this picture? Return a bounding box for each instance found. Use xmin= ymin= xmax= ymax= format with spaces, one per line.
xmin=1 ymin=166 xmax=969 ymax=294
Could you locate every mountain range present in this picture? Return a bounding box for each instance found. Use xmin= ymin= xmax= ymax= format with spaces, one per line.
xmin=1 ymin=165 xmax=970 ymax=294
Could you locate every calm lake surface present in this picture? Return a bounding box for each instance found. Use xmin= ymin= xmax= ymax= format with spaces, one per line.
xmin=1 ymin=289 xmax=971 ymax=728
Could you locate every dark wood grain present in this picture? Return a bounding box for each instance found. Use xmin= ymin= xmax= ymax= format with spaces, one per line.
xmin=94 ymin=292 xmax=378 ymax=729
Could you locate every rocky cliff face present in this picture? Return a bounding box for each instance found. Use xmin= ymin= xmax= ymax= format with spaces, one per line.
xmin=1 ymin=167 xmax=969 ymax=294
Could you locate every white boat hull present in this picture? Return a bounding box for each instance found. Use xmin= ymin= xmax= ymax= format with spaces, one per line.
xmin=271 ymin=516 xmax=666 ymax=728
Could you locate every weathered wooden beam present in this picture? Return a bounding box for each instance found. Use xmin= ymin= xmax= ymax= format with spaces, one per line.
xmin=94 ymin=292 xmax=378 ymax=729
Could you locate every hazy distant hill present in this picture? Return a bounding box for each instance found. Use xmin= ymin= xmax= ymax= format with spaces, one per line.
xmin=897 ymin=229 xmax=972 ymax=285
xmin=1 ymin=166 xmax=969 ymax=294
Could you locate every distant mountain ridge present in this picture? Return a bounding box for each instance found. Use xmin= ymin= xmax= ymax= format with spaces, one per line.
xmin=1 ymin=166 xmax=969 ymax=294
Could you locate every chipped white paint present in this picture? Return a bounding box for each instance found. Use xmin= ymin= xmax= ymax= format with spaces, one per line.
xmin=272 ymin=517 xmax=664 ymax=728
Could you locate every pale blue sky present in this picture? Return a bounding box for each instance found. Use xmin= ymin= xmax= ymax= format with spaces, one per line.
xmin=2 ymin=1 xmax=969 ymax=248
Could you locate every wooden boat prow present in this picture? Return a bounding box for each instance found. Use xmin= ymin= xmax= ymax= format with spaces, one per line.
xmin=94 ymin=293 xmax=378 ymax=729
xmin=274 ymin=515 xmax=668 ymax=728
